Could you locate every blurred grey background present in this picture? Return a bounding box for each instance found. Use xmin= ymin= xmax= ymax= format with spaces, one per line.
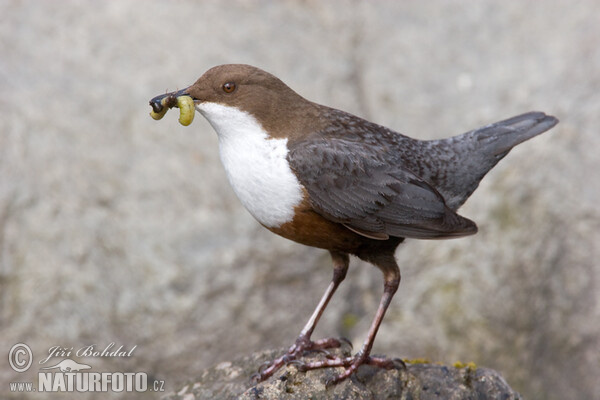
xmin=1 ymin=1 xmax=598 ymax=399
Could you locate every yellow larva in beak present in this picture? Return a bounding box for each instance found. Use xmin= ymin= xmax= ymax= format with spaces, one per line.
xmin=149 ymin=93 xmax=195 ymax=126
xmin=176 ymin=95 xmax=195 ymax=126
xmin=150 ymin=107 xmax=168 ymax=120
xmin=149 ymin=95 xmax=172 ymax=120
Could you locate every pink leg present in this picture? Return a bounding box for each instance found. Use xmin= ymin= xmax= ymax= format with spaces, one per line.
xmin=295 ymin=266 xmax=402 ymax=384
xmin=252 ymin=252 xmax=349 ymax=382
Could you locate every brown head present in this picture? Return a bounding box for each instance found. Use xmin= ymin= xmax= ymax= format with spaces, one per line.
xmin=186 ymin=64 xmax=321 ymax=139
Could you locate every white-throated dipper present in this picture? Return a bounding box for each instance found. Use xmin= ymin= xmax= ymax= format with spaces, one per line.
xmin=149 ymin=64 xmax=559 ymax=384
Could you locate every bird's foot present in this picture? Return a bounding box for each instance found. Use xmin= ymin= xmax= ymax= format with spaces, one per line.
xmin=294 ymin=352 xmax=406 ymax=386
xmin=251 ymin=335 xmax=351 ymax=382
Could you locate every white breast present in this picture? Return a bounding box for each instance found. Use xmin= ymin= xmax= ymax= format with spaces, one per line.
xmin=196 ymin=102 xmax=304 ymax=228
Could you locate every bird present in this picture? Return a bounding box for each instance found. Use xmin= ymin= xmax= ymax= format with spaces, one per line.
xmin=149 ymin=64 xmax=559 ymax=384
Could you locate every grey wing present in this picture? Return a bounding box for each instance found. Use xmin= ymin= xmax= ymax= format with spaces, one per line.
xmin=287 ymin=137 xmax=478 ymax=240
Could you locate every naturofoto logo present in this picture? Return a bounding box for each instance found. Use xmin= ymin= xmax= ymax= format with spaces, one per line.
xmin=8 ymin=342 xmax=165 ymax=394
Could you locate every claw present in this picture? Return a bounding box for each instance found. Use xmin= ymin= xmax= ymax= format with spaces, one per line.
xmin=338 ymin=337 xmax=353 ymax=350
xmin=324 ymin=374 xmax=342 ymax=389
xmin=249 ymin=372 xmax=262 ymax=383
xmin=314 ymin=348 xmax=332 ymax=358
xmin=250 ymin=336 xmax=359 ymax=383
xmin=391 ymin=358 xmax=407 ymax=371
xmin=257 ymin=360 xmax=272 ymax=374
xmin=281 ymin=354 xmax=295 ymax=364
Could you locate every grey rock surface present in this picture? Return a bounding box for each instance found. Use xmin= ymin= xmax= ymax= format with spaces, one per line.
xmin=1 ymin=1 xmax=599 ymax=400
xmin=163 ymin=348 xmax=521 ymax=400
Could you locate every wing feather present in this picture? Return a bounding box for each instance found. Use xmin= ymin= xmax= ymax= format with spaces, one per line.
xmin=287 ymin=136 xmax=477 ymax=240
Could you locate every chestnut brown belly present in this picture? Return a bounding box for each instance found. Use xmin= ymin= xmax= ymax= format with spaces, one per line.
xmin=265 ymin=199 xmax=404 ymax=260
xmin=267 ymin=207 xmax=364 ymax=252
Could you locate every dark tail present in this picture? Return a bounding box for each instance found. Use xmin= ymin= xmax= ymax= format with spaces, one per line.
xmin=469 ymin=112 xmax=559 ymax=158
xmin=426 ymin=112 xmax=559 ymax=210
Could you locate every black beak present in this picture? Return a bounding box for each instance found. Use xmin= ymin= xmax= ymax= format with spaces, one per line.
xmin=149 ymin=87 xmax=191 ymax=113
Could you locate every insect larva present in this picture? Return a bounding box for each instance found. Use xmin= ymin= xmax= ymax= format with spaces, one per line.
xmin=149 ymin=95 xmax=174 ymax=120
xmin=150 ymin=108 xmax=167 ymax=120
xmin=176 ymin=95 xmax=195 ymax=126
xmin=149 ymin=93 xmax=193 ymax=125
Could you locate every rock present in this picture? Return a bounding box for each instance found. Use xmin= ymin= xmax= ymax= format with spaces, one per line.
xmin=162 ymin=348 xmax=521 ymax=400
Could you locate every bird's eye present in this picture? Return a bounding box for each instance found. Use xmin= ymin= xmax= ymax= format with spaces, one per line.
xmin=222 ymin=82 xmax=236 ymax=93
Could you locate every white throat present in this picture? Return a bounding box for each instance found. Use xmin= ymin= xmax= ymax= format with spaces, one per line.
xmin=196 ymin=102 xmax=303 ymax=228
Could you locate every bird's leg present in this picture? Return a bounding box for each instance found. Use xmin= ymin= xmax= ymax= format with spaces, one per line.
xmin=252 ymin=251 xmax=349 ymax=382
xmin=294 ymin=264 xmax=402 ymax=384
xmin=294 ymin=252 xmax=349 ymax=350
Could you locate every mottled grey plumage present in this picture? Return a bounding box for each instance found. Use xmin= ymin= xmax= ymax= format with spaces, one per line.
xmin=288 ymin=108 xmax=557 ymax=240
